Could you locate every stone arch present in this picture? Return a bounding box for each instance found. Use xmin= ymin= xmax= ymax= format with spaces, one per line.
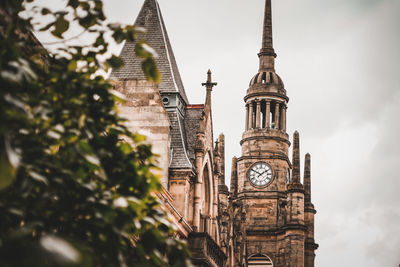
xmin=247 ymin=254 xmax=273 ymax=267
xmin=200 ymin=150 xmax=215 ymax=234
xmin=202 ymin=163 xmax=211 ymax=215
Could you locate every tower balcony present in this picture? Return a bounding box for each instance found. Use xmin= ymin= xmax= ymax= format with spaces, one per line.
xmin=188 ymin=232 xmax=227 ymax=267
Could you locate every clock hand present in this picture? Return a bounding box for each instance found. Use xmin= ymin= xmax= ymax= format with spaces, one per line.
xmin=253 ymin=169 xmax=263 ymax=175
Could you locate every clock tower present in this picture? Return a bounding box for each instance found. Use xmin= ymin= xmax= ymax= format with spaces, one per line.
xmin=230 ymin=1 xmax=318 ymax=266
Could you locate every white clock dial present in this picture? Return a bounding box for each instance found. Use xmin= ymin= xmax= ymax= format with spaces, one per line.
xmin=248 ymin=162 xmax=273 ymax=187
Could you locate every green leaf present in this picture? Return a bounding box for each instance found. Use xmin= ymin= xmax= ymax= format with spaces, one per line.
xmin=67 ymin=0 xmax=79 ymax=8
xmin=142 ymin=58 xmax=160 ymax=83
xmin=106 ymin=55 xmax=124 ymax=70
xmin=68 ymin=60 xmax=77 ymax=71
xmin=51 ymin=16 xmax=70 ymax=39
xmin=0 ymin=152 xmax=15 ymax=191
xmin=41 ymin=8 xmax=51 ymax=15
xmin=119 ymin=142 xmax=132 ymax=155
xmin=39 ymin=22 xmax=55 ymax=32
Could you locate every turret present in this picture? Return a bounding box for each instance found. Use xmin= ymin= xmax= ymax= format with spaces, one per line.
xmin=304 ymin=153 xmax=312 ymax=204
xmin=218 ymin=134 xmax=226 ymax=186
xmin=304 ymin=153 xmax=318 ymax=267
xmin=289 ymin=131 xmax=303 ymax=189
xmin=288 ymin=131 xmax=304 ymax=224
xmin=230 ymin=157 xmax=238 ymax=196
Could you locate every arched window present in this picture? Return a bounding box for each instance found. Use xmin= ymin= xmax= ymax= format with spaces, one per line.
xmin=200 ymin=164 xmax=211 ymax=233
xmin=248 ymin=254 xmax=273 ymax=267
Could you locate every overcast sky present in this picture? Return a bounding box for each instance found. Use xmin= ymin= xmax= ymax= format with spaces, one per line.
xmin=34 ymin=0 xmax=400 ymax=266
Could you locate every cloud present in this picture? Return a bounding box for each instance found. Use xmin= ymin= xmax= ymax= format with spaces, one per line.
xmin=363 ymin=208 xmax=400 ymax=265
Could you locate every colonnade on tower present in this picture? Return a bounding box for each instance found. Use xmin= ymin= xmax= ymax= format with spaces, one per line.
xmin=245 ymin=99 xmax=287 ymax=131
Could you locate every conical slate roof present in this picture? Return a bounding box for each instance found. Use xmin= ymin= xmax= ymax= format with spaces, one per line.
xmin=110 ymin=0 xmax=188 ymax=104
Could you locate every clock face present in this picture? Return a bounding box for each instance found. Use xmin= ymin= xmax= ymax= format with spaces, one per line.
xmin=248 ymin=162 xmax=273 ymax=187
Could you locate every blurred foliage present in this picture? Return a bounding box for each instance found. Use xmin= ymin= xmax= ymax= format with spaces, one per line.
xmin=0 ymin=0 xmax=191 ymax=266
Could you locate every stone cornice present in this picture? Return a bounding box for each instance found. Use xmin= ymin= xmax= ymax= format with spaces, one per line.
xmin=287 ymin=183 xmax=305 ymax=193
xmin=244 ymin=91 xmax=289 ymax=102
xmin=245 ymin=223 xmax=307 ymax=236
xmin=235 ymin=191 xmax=287 ymax=200
xmin=237 ymin=154 xmax=291 ymax=166
xmin=240 ymin=135 xmax=290 ymax=146
xmin=218 ymin=184 xmax=229 ymax=195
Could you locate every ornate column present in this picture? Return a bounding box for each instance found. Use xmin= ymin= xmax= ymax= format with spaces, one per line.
xmin=249 ymin=102 xmax=254 ymax=129
xmin=245 ymin=104 xmax=249 ymax=131
xmin=274 ymin=102 xmax=280 ymax=129
xmin=281 ymin=104 xmax=287 ymax=132
xmin=265 ymin=100 xmax=271 ymax=128
xmin=255 ymin=100 xmax=261 ymax=128
xmin=193 ymin=150 xmax=203 ymax=231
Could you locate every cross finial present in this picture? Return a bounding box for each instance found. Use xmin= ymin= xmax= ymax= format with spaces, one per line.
xmin=215 ymin=138 xmax=220 ymax=147
xmin=202 ymin=69 xmax=217 ymax=90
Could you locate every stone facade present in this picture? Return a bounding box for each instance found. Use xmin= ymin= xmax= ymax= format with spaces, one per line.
xmin=110 ymin=0 xmax=317 ymax=266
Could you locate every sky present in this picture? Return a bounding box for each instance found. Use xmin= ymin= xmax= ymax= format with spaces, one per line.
xmin=34 ymin=0 xmax=400 ymax=266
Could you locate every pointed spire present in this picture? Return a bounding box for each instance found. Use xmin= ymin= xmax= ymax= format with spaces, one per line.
xmin=258 ymin=0 xmax=276 ymax=71
xmin=230 ymin=157 xmax=238 ymax=195
xmin=291 ymin=131 xmax=301 ymax=184
xmin=202 ymin=69 xmax=217 ymax=114
xmin=219 ymin=134 xmax=226 ymax=185
xmin=262 ymin=0 xmax=274 ymax=50
xmin=304 ymin=153 xmax=311 ymax=203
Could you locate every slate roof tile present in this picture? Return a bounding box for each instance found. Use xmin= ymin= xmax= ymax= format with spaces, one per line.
xmin=110 ymin=0 xmax=188 ymax=104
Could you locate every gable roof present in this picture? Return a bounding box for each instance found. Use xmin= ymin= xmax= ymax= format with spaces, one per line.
xmin=184 ymin=106 xmax=205 ymax=162
xmin=110 ymin=0 xmax=188 ymax=104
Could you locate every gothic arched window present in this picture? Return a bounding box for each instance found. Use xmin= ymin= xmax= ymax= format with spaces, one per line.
xmin=247 ymin=254 xmax=273 ymax=267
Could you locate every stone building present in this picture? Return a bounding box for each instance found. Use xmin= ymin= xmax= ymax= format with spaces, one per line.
xmin=110 ymin=0 xmax=317 ymax=266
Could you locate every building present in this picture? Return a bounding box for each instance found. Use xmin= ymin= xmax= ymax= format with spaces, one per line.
xmin=110 ymin=0 xmax=317 ymax=266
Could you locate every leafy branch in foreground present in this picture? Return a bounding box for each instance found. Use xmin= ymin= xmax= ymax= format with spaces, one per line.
xmin=0 ymin=1 xmax=190 ymax=266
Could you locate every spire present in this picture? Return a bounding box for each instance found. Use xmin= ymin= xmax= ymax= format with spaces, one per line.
xmin=304 ymin=153 xmax=311 ymax=203
xmin=230 ymin=157 xmax=238 ymax=195
xmin=258 ymin=0 xmax=276 ymax=71
xmin=262 ymin=0 xmax=274 ymax=51
xmin=291 ymin=131 xmax=301 ymax=184
xmin=219 ymin=134 xmax=226 ymax=185
xmin=110 ymin=0 xmax=188 ymax=104
xmin=202 ymin=69 xmax=217 ymax=114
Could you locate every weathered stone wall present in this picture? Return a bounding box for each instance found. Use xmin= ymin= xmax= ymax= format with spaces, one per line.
xmin=114 ymin=79 xmax=171 ymax=188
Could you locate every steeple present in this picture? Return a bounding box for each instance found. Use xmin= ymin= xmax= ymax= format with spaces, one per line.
xmin=258 ymin=0 xmax=277 ymax=71
xmin=110 ymin=0 xmax=188 ymax=104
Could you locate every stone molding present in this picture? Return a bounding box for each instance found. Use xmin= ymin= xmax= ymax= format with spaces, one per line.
xmin=240 ymin=135 xmax=290 ymax=146
xmin=244 ymin=91 xmax=289 ymax=102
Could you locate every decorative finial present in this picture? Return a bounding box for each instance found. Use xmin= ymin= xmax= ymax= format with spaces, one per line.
xmin=230 ymin=157 xmax=238 ymax=195
xmin=304 ymin=153 xmax=311 ymax=203
xmin=202 ymin=69 xmax=217 ymax=90
xmin=291 ymin=131 xmax=301 ymax=184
